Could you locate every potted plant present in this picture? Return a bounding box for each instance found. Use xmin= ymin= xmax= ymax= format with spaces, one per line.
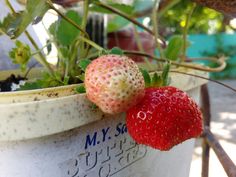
xmin=0 ymin=0 xmax=227 ymax=177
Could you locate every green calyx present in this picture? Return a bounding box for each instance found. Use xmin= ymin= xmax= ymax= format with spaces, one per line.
xmin=140 ymin=63 xmax=171 ymax=88
xmin=98 ymin=47 xmax=124 ymax=57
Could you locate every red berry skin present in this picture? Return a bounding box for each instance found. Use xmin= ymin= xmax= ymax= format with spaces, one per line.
xmin=126 ymin=86 xmax=203 ymax=151
xmin=85 ymin=54 xmax=145 ymax=114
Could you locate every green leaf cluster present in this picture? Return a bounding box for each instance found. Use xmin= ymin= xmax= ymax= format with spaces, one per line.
xmin=50 ymin=10 xmax=82 ymax=46
xmin=0 ymin=0 xmax=49 ymax=38
xmin=48 ymin=10 xmax=92 ymax=85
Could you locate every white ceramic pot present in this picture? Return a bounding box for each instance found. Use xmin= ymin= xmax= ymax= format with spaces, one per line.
xmin=0 ymin=68 xmax=208 ymax=177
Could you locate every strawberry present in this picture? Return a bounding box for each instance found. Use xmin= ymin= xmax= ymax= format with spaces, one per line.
xmin=85 ymin=54 xmax=145 ymax=114
xmin=126 ymin=86 xmax=203 ymax=151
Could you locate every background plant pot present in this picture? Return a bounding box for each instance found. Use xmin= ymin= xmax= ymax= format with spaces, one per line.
xmin=108 ymin=28 xmax=156 ymax=62
xmin=0 ymin=68 xmax=208 ymax=177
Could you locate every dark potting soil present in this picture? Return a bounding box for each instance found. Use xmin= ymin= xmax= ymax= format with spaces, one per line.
xmin=0 ymin=74 xmax=26 ymax=92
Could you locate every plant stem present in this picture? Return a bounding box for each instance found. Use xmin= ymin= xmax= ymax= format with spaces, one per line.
xmin=24 ymin=31 xmax=55 ymax=74
xmin=133 ymin=25 xmax=153 ymax=70
xmin=79 ymin=35 xmax=104 ymax=51
xmin=78 ymin=0 xmax=90 ymax=65
xmin=124 ymin=50 xmax=226 ymax=72
xmin=182 ymin=3 xmax=196 ymax=61
xmin=170 ymin=70 xmax=236 ymax=93
xmin=31 ymin=41 xmax=52 ymax=56
xmin=152 ymin=0 xmax=164 ymax=59
xmin=4 ymin=0 xmax=14 ymax=12
xmin=47 ymin=0 xmax=90 ymax=39
xmin=93 ymin=0 xmax=166 ymax=45
xmin=5 ymin=0 xmax=54 ymax=75
xmin=64 ymin=59 xmax=69 ymax=79
xmin=81 ymin=0 xmax=89 ymax=30
xmin=68 ymin=39 xmax=81 ymax=74
xmin=24 ymin=62 xmax=39 ymax=78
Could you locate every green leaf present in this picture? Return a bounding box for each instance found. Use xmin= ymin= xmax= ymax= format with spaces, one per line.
xmin=107 ymin=16 xmax=130 ymax=33
xmin=110 ymin=47 xmax=124 ymax=55
xmin=46 ymin=39 xmax=52 ymax=54
xmin=54 ymin=72 xmax=62 ymax=81
xmin=76 ymin=74 xmax=85 ymax=81
xmin=37 ymin=72 xmax=63 ymax=88
xmin=79 ymin=59 xmax=91 ymax=71
xmin=59 ymin=47 xmax=70 ymax=59
xmin=161 ymin=63 xmax=170 ymax=86
xmin=90 ymin=2 xmax=134 ymax=32
xmin=0 ymin=25 xmax=4 ymax=35
xmin=164 ymin=35 xmax=183 ymax=61
xmin=140 ymin=68 xmax=151 ymax=87
xmin=18 ymin=82 xmax=42 ymax=91
xmin=56 ymin=10 xmax=82 ymax=46
xmin=63 ymin=76 xmax=70 ymax=85
xmin=0 ymin=12 xmax=23 ymax=38
xmin=0 ymin=0 xmax=49 ymax=38
xmin=49 ymin=21 xmax=57 ymax=36
xmin=76 ymin=85 xmax=86 ymax=93
xmin=91 ymin=104 xmax=98 ymax=110
xmin=90 ymin=3 xmax=134 ymax=15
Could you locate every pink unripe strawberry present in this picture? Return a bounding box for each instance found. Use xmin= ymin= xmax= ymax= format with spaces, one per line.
xmin=85 ymin=54 xmax=145 ymax=114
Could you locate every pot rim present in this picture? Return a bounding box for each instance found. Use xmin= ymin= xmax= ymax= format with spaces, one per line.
xmin=0 ymin=68 xmax=208 ymax=142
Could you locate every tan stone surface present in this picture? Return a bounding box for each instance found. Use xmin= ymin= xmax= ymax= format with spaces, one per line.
xmin=190 ymin=80 xmax=236 ymax=177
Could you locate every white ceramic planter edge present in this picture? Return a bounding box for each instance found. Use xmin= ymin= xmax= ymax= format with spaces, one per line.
xmin=0 ymin=69 xmax=208 ymax=142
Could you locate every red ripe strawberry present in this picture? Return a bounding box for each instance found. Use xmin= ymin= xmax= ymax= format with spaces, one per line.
xmin=126 ymin=86 xmax=203 ymax=151
xmin=85 ymin=54 xmax=145 ymax=114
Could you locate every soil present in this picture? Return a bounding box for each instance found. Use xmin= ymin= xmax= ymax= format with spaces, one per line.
xmin=0 ymin=74 xmax=26 ymax=92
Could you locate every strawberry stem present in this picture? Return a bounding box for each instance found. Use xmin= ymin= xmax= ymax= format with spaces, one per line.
xmin=152 ymin=0 xmax=164 ymax=59
xmin=81 ymin=0 xmax=89 ymax=31
xmin=133 ymin=25 xmax=153 ymax=70
xmin=78 ymin=36 xmax=104 ymax=51
xmin=124 ymin=50 xmax=226 ymax=73
xmin=181 ymin=3 xmax=196 ymax=61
